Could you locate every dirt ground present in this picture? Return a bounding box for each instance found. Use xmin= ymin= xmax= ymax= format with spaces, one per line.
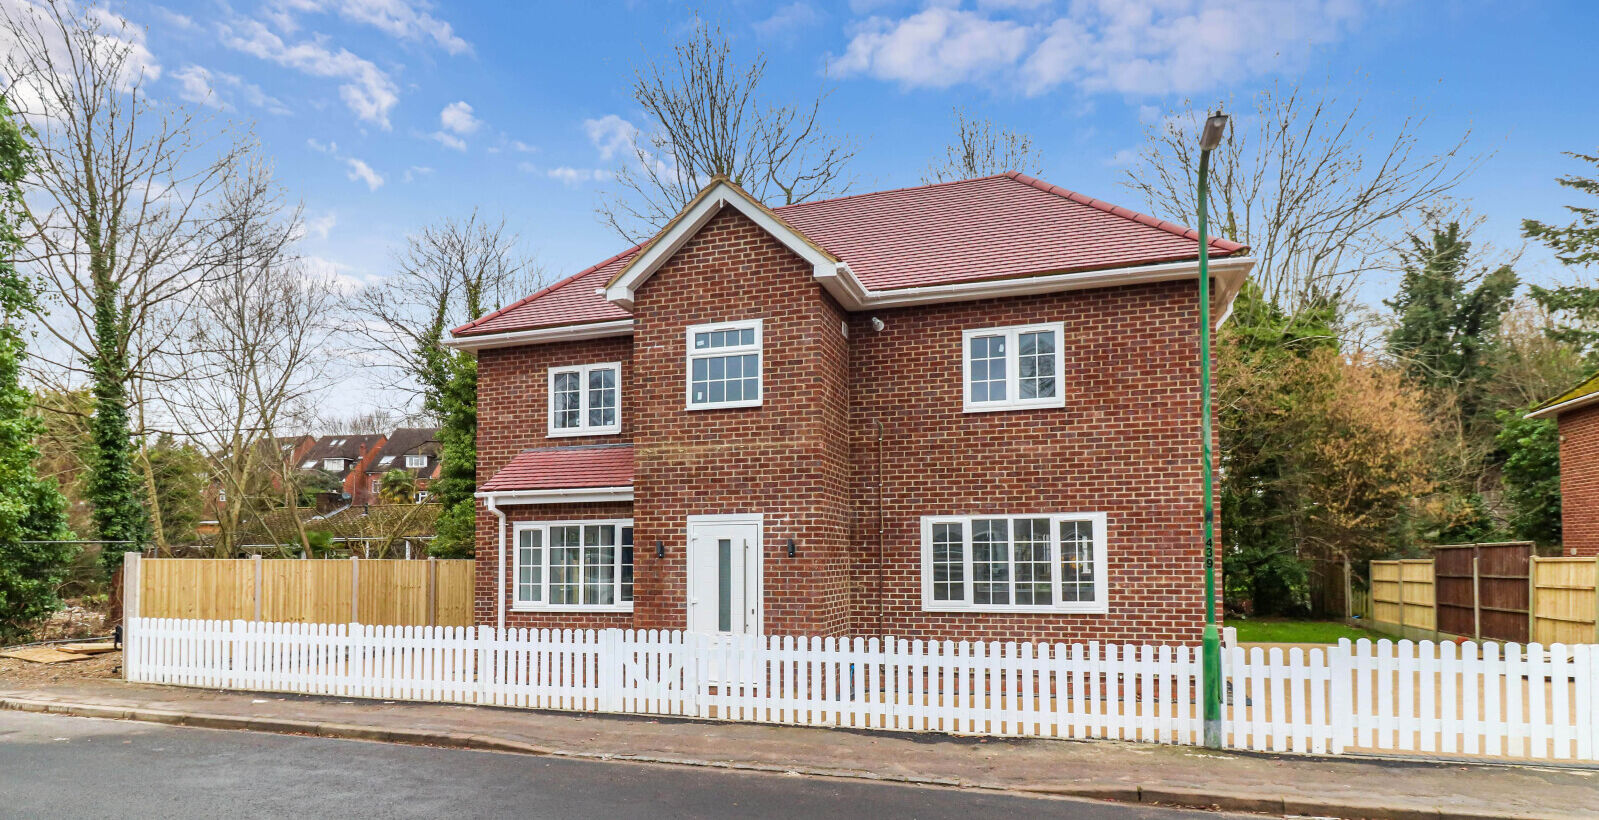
xmin=0 ymin=650 xmax=122 ymax=686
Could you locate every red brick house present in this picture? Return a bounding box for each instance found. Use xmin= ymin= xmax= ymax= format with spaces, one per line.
xmin=1526 ymin=370 xmax=1599 ymax=556
xmin=362 ymin=427 xmax=442 ymax=504
xmin=298 ymin=434 xmax=386 ymax=509
xmin=449 ymin=173 xmax=1252 ymax=643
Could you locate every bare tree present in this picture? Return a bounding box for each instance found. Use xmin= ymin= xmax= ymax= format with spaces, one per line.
xmin=599 ymin=21 xmax=856 ymax=241
xmin=923 ymin=107 xmax=1042 ymax=183
xmin=352 ymin=210 xmax=540 ymax=407
xmin=1121 ymin=83 xmax=1480 ymax=318
xmin=2 ymin=0 xmax=253 ymax=563
xmin=154 ymin=163 xmax=336 ymax=555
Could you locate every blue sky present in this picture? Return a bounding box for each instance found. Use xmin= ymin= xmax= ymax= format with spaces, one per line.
xmin=129 ymin=0 xmax=1595 ymax=327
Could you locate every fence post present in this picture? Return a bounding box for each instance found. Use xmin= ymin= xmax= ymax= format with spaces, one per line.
xmin=252 ymin=554 xmax=263 ymax=622
xmin=350 ymin=556 xmax=360 ymax=624
xmin=599 ymin=628 xmax=621 ymax=713
xmin=1472 ymin=554 xmax=1482 ymax=642
xmin=1396 ymin=568 xmax=1406 ymax=638
xmin=427 ymin=556 xmax=437 ymax=627
xmin=1529 ymin=555 xmax=1539 ymax=644
xmin=122 ymin=552 xmax=141 ymax=682
xmin=1343 ymin=559 xmax=1353 ymax=621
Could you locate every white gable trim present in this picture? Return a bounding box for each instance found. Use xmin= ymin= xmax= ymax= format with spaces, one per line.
xmin=444 ymin=319 xmax=634 ymax=351
xmin=604 ymin=181 xmax=845 ymax=311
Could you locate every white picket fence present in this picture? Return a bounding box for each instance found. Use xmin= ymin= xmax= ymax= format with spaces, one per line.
xmin=124 ymin=618 xmax=1599 ymax=762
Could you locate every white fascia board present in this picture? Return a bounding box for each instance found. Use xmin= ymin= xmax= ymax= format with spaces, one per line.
xmin=1525 ymin=391 xmax=1599 ymax=420
xmin=445 ymin=319 xmax=634 ymax=351
xmin=475 ymin=486 xmax=634 ymax=505
xmin=846 ymin=256 xmax=1255 ymax=329
xmin=605 ymin=182 xmax=839 ymax=311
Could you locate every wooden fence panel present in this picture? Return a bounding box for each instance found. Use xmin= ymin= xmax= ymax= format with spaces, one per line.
xmin=1476 ymin=543 xmax=1531 ymax=643
xmin=139 ymin=559 xmax=255 ymax=621
xmin=1533 ymin=556 xmax=1599 ymax=645
xmin=1399 ymin=560 xmax=1435 ymax=631
xmin=356 ymin=560 xmax=429 ymax=626
xmin=1371 ymin=561 xmax=1402 ymax=628
xmin=136 ymin=558 xmax=475 ymax=626
xmin=261 ymin=559 xmax=352 ymax=623
xmin=1433 ymin=546 xmax=1476 ymax=637
xmin=434 ymin=560 xmax=476 ymax=626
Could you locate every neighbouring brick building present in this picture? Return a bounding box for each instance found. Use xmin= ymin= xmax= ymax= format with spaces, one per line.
xmin=363 ymin=427 xmax=443 ymax=504
xmin=1527 ymin=370 xmax=1599 ymax=556
xmin=449 ymin=173 xmax=1253 ymax=643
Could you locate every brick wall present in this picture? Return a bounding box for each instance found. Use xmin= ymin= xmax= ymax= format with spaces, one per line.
xmin=472 ymin=209 xmax=1216 ymax=643
xmin=628 ymin=208 xmax=854 ymax=636
xmin=473 ymin=336 xmax=634 ymax=627
xmin=1560 ymin=404 xmax=1599 ymax=556
xmin=845 ymin=282 xmax=1210 ymax=644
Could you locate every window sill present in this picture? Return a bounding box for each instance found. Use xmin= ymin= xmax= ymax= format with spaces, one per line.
xmin=921 ymin=603 xmax=1108 ymax=615
xmin=546 ymin=426 xmax=622 ymax=439
xmin=685 ymin=399 xmax=763 ymax=411
xmin=510 ymin=604 xmax=635 ymax=614
xmin=962 ymin=397 xmax=1066 ymax=414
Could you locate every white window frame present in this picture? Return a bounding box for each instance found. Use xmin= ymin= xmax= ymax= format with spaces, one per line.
xmin=511 ymin=519 xmax=635 ymax=612
xmin=685 ymin=318 xmax=763 ymax=410
xmin=404 ymin=454 xmax=427 ymax=469
xmin=961 ymin=322 xmax=1066 ymax=413
xmin=919 ymin=512 xmax=1108 ymax=614
xmin=547 ymin=361 xmax=623 ymax=438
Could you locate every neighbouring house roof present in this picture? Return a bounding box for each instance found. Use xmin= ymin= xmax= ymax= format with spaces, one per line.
xmin=367 ymin=427 xmax=442 ymax=477
xmin=451 ymin=172 xmax=1250 ymax=341
xmin=479 ymin=444 xmax=635 ymax=494
xmin=1526 ymin=369 xmax=1599 ymax=420
xmin=299 ymin=434 xmax=386 ymax=476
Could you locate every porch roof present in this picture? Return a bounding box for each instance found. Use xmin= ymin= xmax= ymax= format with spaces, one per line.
xmin=478 ymin=444 xmax=635 ymax=493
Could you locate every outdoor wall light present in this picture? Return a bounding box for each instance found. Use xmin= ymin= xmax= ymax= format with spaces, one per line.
xmin=655 ymin=540 xmax=665 ymax=559
xmin=787 ymin=538 xmax=796 ymax=558
xmin=870 ymin=317 xmax=885 ymax=332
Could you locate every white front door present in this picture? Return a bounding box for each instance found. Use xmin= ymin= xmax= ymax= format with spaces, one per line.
xmin=686 ymin=516 xmax=762 ymax=636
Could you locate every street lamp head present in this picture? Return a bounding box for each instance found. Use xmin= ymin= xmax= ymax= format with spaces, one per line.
xmin=1198 ymin=112 xmax=1229 ymax=151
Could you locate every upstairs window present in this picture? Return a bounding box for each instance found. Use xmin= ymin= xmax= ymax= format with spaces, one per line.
xmin=405 ymin=454 xmax=427 ymax=469
xmin=322 ymin=458 xmax=345 ymax=471
xmin=962 ymin=322 xmax=1065 ymax=412
xmin=548 ymin=362 xmax=622 ymax=437
xmin=686 ymin=319 xmax=762 ymax=410
xmin=920 ymin=513 xmax=1107 ymax=613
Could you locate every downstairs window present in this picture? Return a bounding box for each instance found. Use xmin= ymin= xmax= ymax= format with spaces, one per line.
xmin=921 ymin=513 xmax=1107 ymax=613
xmin=513 ymin=520 xmax=634 ymax=611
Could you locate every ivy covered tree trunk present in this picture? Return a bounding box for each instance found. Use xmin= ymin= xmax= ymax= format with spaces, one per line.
xmin=426 ymin=347 xmax=478 ymax=558
xmin=83 ymin=171 xmax=149 ymax=572
xmin=0 ymin=96 xmax=75 ymax=642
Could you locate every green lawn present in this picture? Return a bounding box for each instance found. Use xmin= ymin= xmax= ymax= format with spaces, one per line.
xmin=1226 ymin=618 xmax=1381 ymax=644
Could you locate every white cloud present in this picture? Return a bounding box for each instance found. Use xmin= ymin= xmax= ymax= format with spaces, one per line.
xmin=831 ymin=7 xmax=1030 ymax=88
xmin=220 ymin=19 xmax=398 ymax=128
xmin=428 ymin=130 xmax=466 ymax=151
xmin=754 ymin=3 xmax=824 ymax=37
xmin=172 ymin=64 xmax=290 ymax=115
xmin=402 ymin=165 xmax=433 ymax=183
xmin=344 ymin=157 xmax=384 ymax=190
xmin=546 ymin=167 xmax=611 ymax=186
xmin=307 ymin=137 xmax=338 ymax=153
xmin=832 ymin=0 xmax=1368 ymax=96
xmin=510 ymin=140 xmax=537 ymax=153
xmin=1103 ymin=147 xmax=1138 ymax=167
xmin=439 ymin=100 xmax=480 ymax=134
xmin=584 ymin=115 xmax=638 ymax=161
xmin=268 ymin=0 xmax=472 ymax=56
xmin=305 ymin=211 xmax=337 ymax=239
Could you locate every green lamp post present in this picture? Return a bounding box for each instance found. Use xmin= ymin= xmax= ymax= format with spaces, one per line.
xmin=1197 ymin=110 xmax=1229 ymax=750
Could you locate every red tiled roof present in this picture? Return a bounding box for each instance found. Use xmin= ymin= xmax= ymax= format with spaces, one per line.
xmin=454 ymin=172 xmax=1247 ymax=337
xmin=479 ymin=445 xmax=634 ymax=493
xmin=452 ymin=246 xmax=638 ymax=337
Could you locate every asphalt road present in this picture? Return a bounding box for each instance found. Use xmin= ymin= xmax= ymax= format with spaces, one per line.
xmin=0 ymin=711 xmax=1256 ymax=820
